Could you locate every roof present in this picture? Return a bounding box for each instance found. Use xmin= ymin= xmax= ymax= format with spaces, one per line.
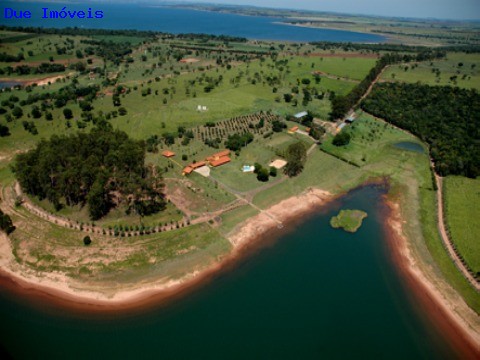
xmin=209 ymin=156 xmax=231 ymax=167
xmin=162 ymin=150 xmax=175 ymax=157
xmin=183 ymin=166 xmax=193 ymax=174
xmin=190 ymin=161 xmax=207 ymax=169
xmin=294 ymin=111 xmax=308 ymax=119
xmin=289 ymin=126 xmax=299 ymax=132
xmin=207 ymin=149 xmax=231 ymax=162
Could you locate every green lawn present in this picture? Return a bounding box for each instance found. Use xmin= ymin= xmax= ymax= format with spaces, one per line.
xmin=443 ymin=176 xmax=480 ymax=274
xmin=320 ymin=112 xmax=425 ymax=166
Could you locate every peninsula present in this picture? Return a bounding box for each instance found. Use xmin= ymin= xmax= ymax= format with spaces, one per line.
xmin=0 ymin=10 xmax=478 ymax=357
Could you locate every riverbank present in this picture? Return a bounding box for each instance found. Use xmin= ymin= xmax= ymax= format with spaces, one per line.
xmin=0 ymin=185 xmax=479 ymax=357
xmin=385 ymin=199 xmax=480 ymax=358
xmin=0 ymin=187 xmax=335 ymax=311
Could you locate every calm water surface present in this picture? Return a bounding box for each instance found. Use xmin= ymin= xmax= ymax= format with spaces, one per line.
xmin=1 ymin=1 xmax=385 ymax=43
xmin=0 ymin=186 xmax=457 ymax=359
xmin=394 ymin=142 xmax=426 ymax=153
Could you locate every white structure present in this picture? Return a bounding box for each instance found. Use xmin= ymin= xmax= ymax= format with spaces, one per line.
xmin=294 ymin=111 xmax=308 ymax=119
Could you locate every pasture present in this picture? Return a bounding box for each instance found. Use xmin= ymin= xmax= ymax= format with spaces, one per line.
xmin=443 ymin=176 xmax=480 ymax=274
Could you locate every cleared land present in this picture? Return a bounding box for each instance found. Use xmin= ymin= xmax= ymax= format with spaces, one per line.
xmin=382 ymin=53 xmax=480 ymax=90
xmin=443 ymin=176 xmax=480 ymax=275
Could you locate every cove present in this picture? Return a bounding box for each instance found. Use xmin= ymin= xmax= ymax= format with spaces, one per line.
xmin=0 ymin=185 xmax=460 ymax=359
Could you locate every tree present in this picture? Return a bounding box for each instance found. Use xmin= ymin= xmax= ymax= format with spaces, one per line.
xmin=0 ymin=209 xmax=15 ymax=234
xmin=332 ymin=131 xmax=351 ymax=146
xmin=83 ymin=235 xmax=92 ymax=246
xmin=163 ymin=132 xmax=175 ymax=145
xmin=31 ymin=106 xmax=42 ymax=119
xmin=0 ymin=124 xmax=10 ymax=137
xmin=86 ymin=177 xmax=111 ymax=220
xmin=12 ymin=106 xmax=23 ymax=119
xmin=63 ymin=108 xmax=73 ymax=120
xmin=257 ymin=167 xmax=269 ymax=182
xmin=283 ymin=93 xmax=293 ymax=103
xmin=269 ymin=166 xmax=277 ymax=177
xmin=284 ymin=142 xmax=306 ymax=177
xmin=272 ymin=120 xmax=287 ymax=132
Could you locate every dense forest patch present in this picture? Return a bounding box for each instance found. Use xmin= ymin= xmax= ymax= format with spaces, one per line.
xmin=12 ymin=122 xmax=166 ymax=220
xmin=362 ymin=83 xmax=480 ymax=177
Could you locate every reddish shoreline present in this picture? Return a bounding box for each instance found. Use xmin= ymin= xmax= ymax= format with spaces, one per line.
xmin=0 ymin=188 xmax=336 ymax=314
xmin=383 ymin=199 xmax=480 ymax=358
xmin=0 ymin=184 xmax=479 ymax=357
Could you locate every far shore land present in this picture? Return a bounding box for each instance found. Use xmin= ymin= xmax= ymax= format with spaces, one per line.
xmin=0 ymin=186 xmax=479 ymax=355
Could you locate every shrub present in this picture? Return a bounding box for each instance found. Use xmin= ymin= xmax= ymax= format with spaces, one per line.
xmin=83 ymin=235 xmax=92 ymax=246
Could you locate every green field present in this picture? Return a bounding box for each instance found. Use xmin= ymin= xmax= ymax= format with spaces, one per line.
xmin=0 ymin=28 xmax=479 ymax=314
xmin=320 ymin=112 xmax=422 ymax=166
xmin=382 ymin=53 xmax=480 ymax=90
xmin=443 ymin=176 xmax=480 ymax=274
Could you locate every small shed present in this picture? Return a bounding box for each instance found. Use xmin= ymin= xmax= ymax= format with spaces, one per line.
xmin=288 ymin=126 xmax=299 ymax=134
xmin=162 ymin=150 xmax=175 ymax=158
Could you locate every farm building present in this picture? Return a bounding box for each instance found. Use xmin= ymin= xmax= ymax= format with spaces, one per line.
xmin=182 ymin=161 xmax=207 ymax=175
xmin=210 ymin=156 xmax=231 ymax=167
xmin=345 ymin=114 xmax=356 ymax=123
xmin=288 ymin=126 xmax=299 ymax=134
xmin=162 ymin=150 xmax=175 ymax=158
xmin=207 ymin=150 xmax=230 ymax=162
xmin=294 ymin=111 xmax=308 ymax=119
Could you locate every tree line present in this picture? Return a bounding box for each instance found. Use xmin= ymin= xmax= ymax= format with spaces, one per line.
xmin=0 ymin=63 xmax=65 ymax=76
xmin=329 ymin=51 xmax=446 ymax=120
xmin=362 ymin=82 xmax=480 ymax=178
xmin=12 ymin=122 xmax=166 ymax=220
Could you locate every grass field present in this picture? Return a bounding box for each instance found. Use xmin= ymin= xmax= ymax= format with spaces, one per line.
xmin=320 ymin=112 xmax=425 ymax=166
xmin=382 ymin=52 xmax=480 ymax=90
xmin=443 ymin=176 xmax=480 ymax=274
xmin=0 ymin=29 xmax=478 ymax=313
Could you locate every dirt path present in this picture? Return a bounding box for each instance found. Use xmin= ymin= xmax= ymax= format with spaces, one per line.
xmin=11 ymin=183 xmax=185 ymax=236
xmin=435 ymin=175 xmax=480 ymax=291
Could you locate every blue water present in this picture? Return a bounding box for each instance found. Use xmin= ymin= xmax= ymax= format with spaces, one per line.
xmin=0 ymin=186 xmax=460 ymax=359
xmin=0 ymin=81 xmax=22 ymax=89
xmin=0 ymin=1 xmax=385 ymax=43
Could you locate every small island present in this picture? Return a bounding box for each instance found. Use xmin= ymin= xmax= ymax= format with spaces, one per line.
xmin=330 ymin=209 xmax=368 ymax=233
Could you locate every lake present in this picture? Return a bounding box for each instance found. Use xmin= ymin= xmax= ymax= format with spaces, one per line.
xmin=0 ymin=81 xmax=23 ymax=89
xmin=0 ymin=185 xmax=459 ymax=359
xmin=1 ymin=1 xmax=385 ymax=43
